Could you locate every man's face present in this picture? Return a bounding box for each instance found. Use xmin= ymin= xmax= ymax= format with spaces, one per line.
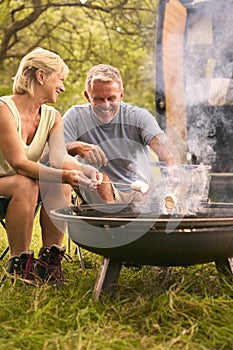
xmin=85 ymin=80 xmax=123 ymax=122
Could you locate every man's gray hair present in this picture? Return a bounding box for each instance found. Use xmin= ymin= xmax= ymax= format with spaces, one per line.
xmin=85 ymin=64 xmax=123 ymax=92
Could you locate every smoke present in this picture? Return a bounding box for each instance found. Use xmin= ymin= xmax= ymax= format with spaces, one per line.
xmin=187 ymin=110 xmax=216 ymax=165
xmin=130 ymin=156 xmax=211 ymax=218
xmin=183 ymin=0 xmax=233 ymax=171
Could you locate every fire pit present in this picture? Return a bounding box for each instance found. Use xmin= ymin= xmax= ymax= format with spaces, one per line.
xmin=50 ymin=202 xmax=233 ymax=300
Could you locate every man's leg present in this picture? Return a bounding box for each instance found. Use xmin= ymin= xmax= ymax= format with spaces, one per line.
xmin=81 ymin=172 xmax=115 ymax=204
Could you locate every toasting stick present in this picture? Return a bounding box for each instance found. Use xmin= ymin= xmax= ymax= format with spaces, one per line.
xmin=101 ymin=180 xmax=149 ymax=194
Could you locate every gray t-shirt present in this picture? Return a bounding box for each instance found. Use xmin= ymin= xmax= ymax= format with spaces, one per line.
xmin=63 ymin=102 xmax=163 ymax=190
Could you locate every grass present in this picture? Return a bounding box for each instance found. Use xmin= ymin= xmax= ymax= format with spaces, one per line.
xmin=1 ymin=214 xmax=233 ymax=349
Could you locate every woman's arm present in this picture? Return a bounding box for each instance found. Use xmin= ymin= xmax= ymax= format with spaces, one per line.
xmin=0 ymin=103 xmax=100 ymax=188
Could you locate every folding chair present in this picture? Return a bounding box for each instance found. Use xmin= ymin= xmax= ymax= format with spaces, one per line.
xmin=0 ymin=196 xmax=10 ymax=259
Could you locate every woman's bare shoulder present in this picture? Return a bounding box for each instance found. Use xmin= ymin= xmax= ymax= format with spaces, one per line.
xmin=0 ymin=99 xmax=12 ymax=114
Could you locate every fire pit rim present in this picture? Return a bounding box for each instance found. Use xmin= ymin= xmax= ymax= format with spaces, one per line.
xmin=50 ymin=205 xmax=233 ymax=229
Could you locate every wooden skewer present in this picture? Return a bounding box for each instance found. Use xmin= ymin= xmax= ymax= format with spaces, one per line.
xmin=101 ymin=181 xmax=130 ymax=187
xmin=210 ymin=173 xmax=233 ymax=176
xmin=101 ymin=180 xmax=149 ymax=193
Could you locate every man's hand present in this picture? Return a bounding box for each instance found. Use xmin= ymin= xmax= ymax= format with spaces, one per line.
xmin=84 ymin=144 xmax=107 ymax=167
xmin=67 ymin=141 xmax=107 ymax=167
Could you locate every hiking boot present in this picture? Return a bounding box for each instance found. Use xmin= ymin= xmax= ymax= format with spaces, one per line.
xmin=36 ymin=244 xmax=66 ymax=288
xmin=2 ymin=250 xmax=39 ymax=285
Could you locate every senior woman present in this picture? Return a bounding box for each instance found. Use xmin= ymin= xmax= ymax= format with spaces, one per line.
xmin=0 ymin=47 xmax=102 ymax=287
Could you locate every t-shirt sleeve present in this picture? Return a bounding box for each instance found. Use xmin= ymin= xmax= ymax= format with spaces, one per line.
xmin=137 ymin=108 xmax=164 ymax=145
xmin=63 ymin=106 xmax=79 ymax=143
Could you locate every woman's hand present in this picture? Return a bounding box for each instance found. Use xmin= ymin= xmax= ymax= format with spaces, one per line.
xmin=80 ymin=164 xmax=103 ymax=188
xmin=65 ymin=165 xmax=103 ymax=190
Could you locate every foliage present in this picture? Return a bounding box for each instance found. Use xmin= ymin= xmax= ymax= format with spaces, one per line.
xmin=1 ymin=216 xmax=233 ymax=350
xmin=0 ymin=0 xmax=159 ymax=114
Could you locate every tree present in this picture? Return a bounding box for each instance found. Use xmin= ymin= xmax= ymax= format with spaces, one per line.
xmin=0 ymin=0 xmax=158 ymax=113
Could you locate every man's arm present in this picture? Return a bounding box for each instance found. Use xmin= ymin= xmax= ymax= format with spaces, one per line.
xmin=67 ymin=141 xmax=107 ymax=167
xmin=67 ymin=141 xmax=94 ymax=157
xmin=149 ymin=134 xmax=181 ymax=166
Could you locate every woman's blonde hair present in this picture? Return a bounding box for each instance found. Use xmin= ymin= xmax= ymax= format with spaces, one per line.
xmin=13 ymin=47 xmax=69 ymax=96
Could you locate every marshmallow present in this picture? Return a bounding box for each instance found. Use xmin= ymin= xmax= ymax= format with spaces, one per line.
xmin=130 ymin=180 xmax=149 ymax=193
xmin=164 ymin=194 xmax=177 ymax=209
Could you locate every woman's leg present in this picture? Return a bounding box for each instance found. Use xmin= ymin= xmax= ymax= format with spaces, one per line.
xmin=0 ymin=174 xmax=39 ymax=257
xmin=37 ymin=183 xmax=70 ymax=287
xmin=39 ymin=183 xmax=70 ymax=247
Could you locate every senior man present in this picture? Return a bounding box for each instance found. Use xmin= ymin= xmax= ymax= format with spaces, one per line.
xmin=63 ymin=64 xmax=180 ymax=205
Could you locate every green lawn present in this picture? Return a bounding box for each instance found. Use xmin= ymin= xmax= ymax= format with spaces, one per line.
xmin=1 ymin=214 xmax=233 ymax=350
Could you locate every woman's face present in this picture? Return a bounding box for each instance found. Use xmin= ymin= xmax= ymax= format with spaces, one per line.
xmin=41 ymin=70 xmax=65 ymax=104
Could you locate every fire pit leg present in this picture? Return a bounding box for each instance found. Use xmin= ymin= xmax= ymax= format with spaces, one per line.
xmin=92 ymin=258 xmax=122 ymax=301
xmin=215 ymin=258 xmax=233 ymax=275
